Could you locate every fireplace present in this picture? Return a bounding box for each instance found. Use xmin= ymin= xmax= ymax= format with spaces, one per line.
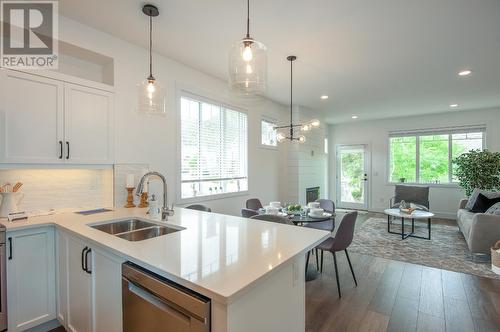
xmin=306 ymin=187 xmax=320 ymax=204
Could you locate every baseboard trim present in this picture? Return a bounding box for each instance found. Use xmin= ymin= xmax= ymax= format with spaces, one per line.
xmin=25 ymin=319 xmax=61 ymax=332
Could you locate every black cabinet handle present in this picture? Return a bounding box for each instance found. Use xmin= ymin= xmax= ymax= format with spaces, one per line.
xmin=84 ymin=248 xmax=92 ymax=274
xmin=66 ymin=141 xmax=70 ymax=160
xmin=8 ymin=237 xmax=12 ymax=260
xmin=59 ymin=141 xmax=63 ymax=159
xmin=81 ymin=246 xmax=87 ymax=272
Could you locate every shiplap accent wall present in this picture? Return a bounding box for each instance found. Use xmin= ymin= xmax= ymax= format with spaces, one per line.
xmin=0 ymin=169 xmax=113 ymax=215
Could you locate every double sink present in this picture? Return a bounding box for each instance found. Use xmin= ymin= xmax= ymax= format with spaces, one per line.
xmin=90 ymin=218 xmax=181 ymax=241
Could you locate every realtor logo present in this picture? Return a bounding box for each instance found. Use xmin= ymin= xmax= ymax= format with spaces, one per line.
xmin=1 ymin=0 xmax=58 ymax=69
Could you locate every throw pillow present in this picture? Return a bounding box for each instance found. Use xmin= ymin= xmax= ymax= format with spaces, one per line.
xmin=465 ymin=189 xmax=500 ymax=211
xmin=471 ymin=193 xmax=500 ymax=213
xmin=486 ymin=202 xmax=500 ymax=215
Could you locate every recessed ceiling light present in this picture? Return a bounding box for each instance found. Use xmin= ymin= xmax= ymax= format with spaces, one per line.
xmin=320 ymin=95 xmax=329 ymax=100
xmin=352 ymin=115 xmax=358 ymax=119
xmin=450 ymin=104 xmax=459 ymax=108
xmin=458 ymin=70 xmax=472 ymax=76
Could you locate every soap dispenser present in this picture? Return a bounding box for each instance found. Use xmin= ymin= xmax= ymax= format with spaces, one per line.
xmin=148 ymin=194 xmax=160 ymax=219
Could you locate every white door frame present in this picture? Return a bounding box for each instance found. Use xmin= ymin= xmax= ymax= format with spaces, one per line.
xmin=335 ymin=143 xmax=371 ymax=210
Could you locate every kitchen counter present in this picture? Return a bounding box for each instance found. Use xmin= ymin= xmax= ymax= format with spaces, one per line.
xmin=2 ymin=207 xmax=329 ymax=304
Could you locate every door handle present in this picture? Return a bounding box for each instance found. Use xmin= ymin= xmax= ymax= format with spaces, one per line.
xmin=81 ymin=246 xmax=87 ymax=272
xmin=66 ymin=141 xmax=70 ymax=160
xmin=59 ymin=141 xmax=63 ymax=159
xmin=8 ymin=237 xmax=12 ymax=260
xmin=84 ymin=247 xmax=92 ymax=274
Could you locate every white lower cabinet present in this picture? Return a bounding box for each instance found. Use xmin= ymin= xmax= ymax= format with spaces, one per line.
xmin=57 ymin=230 xmax=124 ymax=332
xmin=6 ymin=227 xmax=56 ymax=332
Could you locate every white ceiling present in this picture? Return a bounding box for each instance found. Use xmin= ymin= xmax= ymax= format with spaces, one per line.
xmin=59 ymin=0 xmax=500 ymax=123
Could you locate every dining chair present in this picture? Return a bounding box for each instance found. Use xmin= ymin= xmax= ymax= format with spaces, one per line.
xmin=186 ymin=204 xmax=212 ymax=212
xmin=316 ymin=199 xmax=335 ymax=213
xmin=241 ymin=208 xmax=259 ymax=218
xmin=246 ymin=198 xmax=263 ymax=211
xmin=250 ymin=214 xmax=295 ymax=226
xmin=304 ymin=199 xmax=336 ymax=232
xmin=316 ymin=211 xmax=358 ymax=298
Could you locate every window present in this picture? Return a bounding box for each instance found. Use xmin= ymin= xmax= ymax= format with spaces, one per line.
xmin=389 ymin=127 xmax=484 ymax=184
xmin=261 ymin=119 xmax=277 ymax=147
xmin=180 ymin=95 xmax=248 ymax=199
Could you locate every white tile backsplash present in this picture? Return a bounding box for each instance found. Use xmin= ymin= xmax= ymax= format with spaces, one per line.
xmin=0 ymin=168 xmax=113 ymax=214
xmin=113 ymin=164 xmax=149 ymax=207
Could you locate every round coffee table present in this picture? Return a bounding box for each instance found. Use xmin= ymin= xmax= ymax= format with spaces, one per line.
xmin=384 ymin=208 xmax=434 ymax=240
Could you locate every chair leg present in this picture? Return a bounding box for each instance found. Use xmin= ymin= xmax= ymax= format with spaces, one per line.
xmin=315 ymin=248 xmax=319 ymax=271
xmin=332 ymin=251 xmax=341 ymax=298
xmin=320 ymin=250 xmax=324 ymax=273
xmin=345 ymin=249 xmax=357 ymax=286
xmin=305 ymin=251 xmax=310 ymax=274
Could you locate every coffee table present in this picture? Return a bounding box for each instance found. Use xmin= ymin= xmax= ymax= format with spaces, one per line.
xmin=384 ymin=208 xmax=434 ymax=240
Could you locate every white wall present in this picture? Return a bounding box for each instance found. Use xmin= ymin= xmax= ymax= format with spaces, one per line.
xmin=328 ymin=108 xmax=500 ymax=218
xmin=7 ymin=16 xmax=289 ymax=216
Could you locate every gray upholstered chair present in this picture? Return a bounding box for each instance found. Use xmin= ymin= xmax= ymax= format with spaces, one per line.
xmin=250 ymin=214 xmax=295 ymax=226
xmin=186 ymin=204 xmax=212 ymax=212
xmin=390 ymin=184 xmax=430 ymax=210
xmin=304 ymin=199 xmax=335 ymax=232
xmin=246 ymin=198 xmax=263 ymax=211
xmin=315 ymin=211 xmax=358 ymax=298
xmin=241 ymin=208 xmax=259 ymax=218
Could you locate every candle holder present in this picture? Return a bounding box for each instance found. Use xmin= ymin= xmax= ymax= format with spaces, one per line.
xmin=138 ymin=192 xmax=149 ymax=208
xmin=124 ymin=187 xmax=136 ymax=208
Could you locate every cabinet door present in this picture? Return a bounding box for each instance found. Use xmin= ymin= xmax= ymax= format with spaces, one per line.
xmin=93 ymin=248 xmax=124 ymax=332
xmin=56 ymin=230 xmax=68 ymax=327
xmin=64 ymin=83 xmax=114 ymax=164
xmin=6 ymin=227 xmax=56 ymax=332
xmin=0 ymin=69 xmax=64 ymax=163
xmin=66 ymin=236 xmax=92 ymax=332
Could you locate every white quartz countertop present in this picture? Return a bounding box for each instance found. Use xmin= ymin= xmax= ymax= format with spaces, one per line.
xmin=1 ymin=207 xmax=330 ymax=303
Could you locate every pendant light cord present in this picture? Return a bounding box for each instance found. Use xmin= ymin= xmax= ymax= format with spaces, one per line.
xmin=149 ymin=14 xmax=153 ymax=79
xmin=246 ymin=0 xmax=250 ymax=38
xmin=290 ymin=58 xmax=293 ymax=138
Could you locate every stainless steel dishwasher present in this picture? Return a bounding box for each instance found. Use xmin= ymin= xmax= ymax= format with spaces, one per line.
xmin=122 ymin=262 xmax=210 ymax=332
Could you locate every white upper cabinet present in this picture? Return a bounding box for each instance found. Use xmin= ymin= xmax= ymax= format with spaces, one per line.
xmin=0 ymin=69 xmax=114 ymax=164
xmin=0 ymin=70 xmax=64 ymax=163
xmin=64 ymin=83 xmax=114 ymax=164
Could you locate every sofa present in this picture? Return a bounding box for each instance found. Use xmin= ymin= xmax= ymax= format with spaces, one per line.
xmin=457 ymin=198 xmax=500 ymax=254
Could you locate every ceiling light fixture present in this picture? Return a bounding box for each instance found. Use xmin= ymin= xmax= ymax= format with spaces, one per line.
xmin=138 ymin=4 xmax=165 ymax=115
xmin=458 ymin=70 xmax=472 ymax=76
xmin=275 ymin=56 xmax=320 ymax=144
xmin=352 ymin=115 xmax=358 ymax=119
xmin=450 ymin=104 xmax=459 ymax=108
xmin=320 ymin=95 xmax=329 ymax=100
xmin=228 ymin=0 xmax=267 ymax=95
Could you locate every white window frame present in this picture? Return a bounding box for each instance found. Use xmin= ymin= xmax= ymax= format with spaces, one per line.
xmin=177 ymin=91 xmax=249 ymax=204
xmin=260 ymin=117 xmax=278 ymax=149
xmin=387 ymin=125 xmax=486 ymax=187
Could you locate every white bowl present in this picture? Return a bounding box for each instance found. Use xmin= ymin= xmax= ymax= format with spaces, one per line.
xmin=309 ymin=208 xmax=324 ymax=216
xmin=265 ymin=206 xmax=279 ymax=215
xmin=307 ymin=202 xmax=320 ymax=209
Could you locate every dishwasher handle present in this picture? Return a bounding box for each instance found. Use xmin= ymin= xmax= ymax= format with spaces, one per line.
xmin=125 ymin=278 xmax=191 ymax=324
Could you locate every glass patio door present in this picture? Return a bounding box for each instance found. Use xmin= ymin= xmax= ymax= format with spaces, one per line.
xmin=336 ymin=144 xmax=369 ymax=209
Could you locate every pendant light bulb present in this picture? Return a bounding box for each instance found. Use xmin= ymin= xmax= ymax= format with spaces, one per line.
xmin=298 ymin=135 xmax=306 ymax=143
xmin=310 ymin=119 xmax=320 ymax=127
xmin=242 ymin=43 xmax=253 ymax=62
xmin=276 ymin=132 xmax=286 ymax=142
xmin=147 ymin=80 xmax=156 ymax=94
xmin=301 ymin=124 xmax=311 ymax=132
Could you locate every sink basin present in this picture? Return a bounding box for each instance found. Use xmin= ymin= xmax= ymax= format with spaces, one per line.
xmin=91 ymin=219 xmax=156 ymax=235
xmin=90 ymin=218 xmax=181 ymax=241
xmin=117 ymin=226 xmax=179 ymax=241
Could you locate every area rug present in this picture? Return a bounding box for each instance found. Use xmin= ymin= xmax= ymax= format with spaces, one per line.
xmin=349 ymin=217 xmax=499 ymax=280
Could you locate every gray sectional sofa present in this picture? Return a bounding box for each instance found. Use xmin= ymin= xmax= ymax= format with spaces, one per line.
xmin=457 ymin=196 xmax=500 ymax=254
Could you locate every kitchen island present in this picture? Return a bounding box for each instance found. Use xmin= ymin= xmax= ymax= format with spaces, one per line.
xmin=2 ymin=207 xmax=329 ymax=332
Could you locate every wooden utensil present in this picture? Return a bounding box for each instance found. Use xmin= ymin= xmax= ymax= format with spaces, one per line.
xmin=13 ymin=182 xmax=23 ymax=192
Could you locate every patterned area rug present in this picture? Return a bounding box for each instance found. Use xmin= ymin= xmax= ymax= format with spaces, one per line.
xmin=349 ymin=217 xmax=499 ymax=280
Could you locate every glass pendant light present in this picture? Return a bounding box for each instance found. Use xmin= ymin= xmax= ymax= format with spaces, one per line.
xmin=138 ymin=4 xmax=166 ymax=115
xmin=275 ymin=56 xmax=320 ymax=143
xmin=228 ymin=0 xmax=267 ymax=95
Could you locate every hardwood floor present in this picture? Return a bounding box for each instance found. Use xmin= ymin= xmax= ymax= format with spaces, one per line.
xmin=305 ymin=251 xmax=500 ymax=332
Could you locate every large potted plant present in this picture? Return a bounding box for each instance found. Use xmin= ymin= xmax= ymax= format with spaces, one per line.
xmin=454 ymin=149 xmax=500 ymax=196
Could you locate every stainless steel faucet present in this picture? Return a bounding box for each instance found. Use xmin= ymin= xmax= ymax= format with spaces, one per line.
xmin=136 ymin=171 xmax=174 ymax=220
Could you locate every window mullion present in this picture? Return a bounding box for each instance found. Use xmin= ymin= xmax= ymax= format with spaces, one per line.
xmin=448 ymin=134 xmax=452 ymax=183
xmin=415 ymin=135 xmax=420 ymax=183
